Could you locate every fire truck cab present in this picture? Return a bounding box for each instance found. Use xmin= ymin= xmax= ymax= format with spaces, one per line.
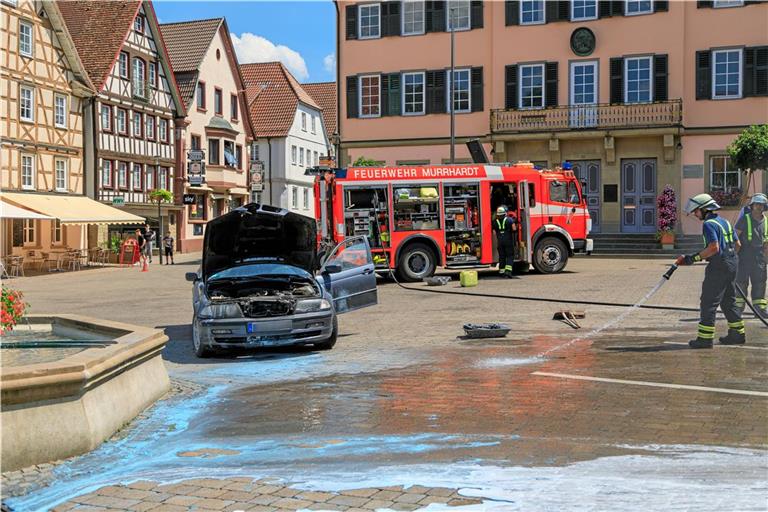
xmin=311 ymin=163 xmax=593 ymax=282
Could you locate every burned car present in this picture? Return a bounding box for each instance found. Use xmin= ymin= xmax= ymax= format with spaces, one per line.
xmin=186 ymin=204 xmax=377 ymax=357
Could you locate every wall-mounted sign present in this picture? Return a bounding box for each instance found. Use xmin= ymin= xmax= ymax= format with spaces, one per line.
xmin=250 ymin=160 xmax=264 ymax=173
xmin=112 ymin=196 xmax=125 ymax=206
xmin=187 ymin=149 xmax=204 ymax=162
xmin=182 ymin=194 xmax=196 ymax=205
xmin=188 ymin=161 xmax=205 ymax=186
xmin=570 ymin=27 xmax=596 ymax=57
xmin=189 ymin=175 xmax=204 ymax=186
xmin=250 ymin=168 xmax=264 ymax=192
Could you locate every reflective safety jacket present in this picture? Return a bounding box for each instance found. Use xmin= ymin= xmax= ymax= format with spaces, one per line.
xmin=493 ymin=216 xmax=516 ymax=244
xmin=702 ymin=213 xmax=737 ymax=260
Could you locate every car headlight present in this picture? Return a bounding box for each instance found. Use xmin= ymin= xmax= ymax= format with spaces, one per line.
xmin=294 ymin=298 xmax=332 ymax=313
xmin=198 ymin=303 xmax=243 ymax=319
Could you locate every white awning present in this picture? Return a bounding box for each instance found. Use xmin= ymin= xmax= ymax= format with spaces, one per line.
xmin=0 ymin=193 xmax=145 ymax=225
xmin=0 ymin=201 xmax=55 ymax=220
xmin=228 ymin=187 xmax=250 ymax=195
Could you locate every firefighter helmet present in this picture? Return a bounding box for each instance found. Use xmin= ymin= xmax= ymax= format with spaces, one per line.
xmin=684 ymin=193 xmax=720 ymax=215
xmin=496 ymin=206 xmax=507 ymax=216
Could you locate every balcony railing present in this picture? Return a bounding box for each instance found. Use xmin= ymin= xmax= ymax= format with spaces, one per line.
xmin=491 ymin=100 xmax=682 ymax=134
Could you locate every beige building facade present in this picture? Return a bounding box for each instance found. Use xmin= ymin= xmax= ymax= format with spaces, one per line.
xmin=160 ymin=18 xmax=254 ymax=252
xmin=0 ymin=0 xmax=95 ymax=256
xmin=337 ymin=0 xmax=768 ymax=234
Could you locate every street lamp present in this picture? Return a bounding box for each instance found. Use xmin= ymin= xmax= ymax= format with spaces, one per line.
xmin=449 ymin=6 xmax=456 ymax=165
xmin=154 ymin=155 xmax=163 ymax=265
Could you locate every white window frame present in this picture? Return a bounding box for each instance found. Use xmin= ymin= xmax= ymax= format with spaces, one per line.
xmin=314 ymin=151 xmax=319 ymax=166
xmin=19 ymin=20 xmax=33 ymax=57
xmin=133 ymin=58 xmax=146 ymax=98
xmin=132 ymin=163 xmax=143 ymax=190
xmin=625 ymin=0 xmax=653 ymax=16
xmin=301 ymin=112 xmax=307 ymax=131
xmin=23 ymin=219 xmax=35 ymax=245
xmin=713 ymin=0 xmax=744 ymax=7
xmin=402 ymin=71 xmax=426 ymax=116
xmin=359 ymin=74 xmax=381 ymax=118
xmin=311 ymin=115 xmax=316 ymax=134
xmin=569 ymin=60 xmax=599 ymax=105
xmin=712 ymin=48 xmax=743 ymax=100
xmin=133 ymin=111 xmax=142 ymax=137
xmin=55 ymin=158 xmax=67 ymax=192
xmin=19 ymin=85 xmax=34 ymax=122
xmin=159 ymin=167 xmax=168 ymax=190
xmin=624 ymin=56 xmax=653 ymax=104
xmin=146 ymin=165 xmax=155 ymax=190
xmin=118 ymin=162 xmax=128 ymax=188
xmin=447 ymin=0 xmax=471 ymax=31
xmin=300 ymin=147 xmax=305 ymax=167
xmin=51 ymin=219 xmax=62 ymax=245
xmin=358 ymin=3 xmax=381 ymax=40
xmin=571 ymin=0 xmax=598 ymax=21
xmin=519 ymin=63 xmax=545 ymax=110
xmin=100 ymin=104 xmax=112 ymax=131
xmin=402 ymin=0 xmax=425 ymax=36
xmin=291 ymin=145 xmax=297 ymax=165
xmin=291 ymin=186 xmax=298 ymax=208
xmin=116 ymin=109 xmax=126 ymax=134
xmin=134 ymin=15 xmax=144 ymax=33
xmin=149 ymin=62 xmax=157 ymax=88
xmin=709 ymin=155 xmax=741 ymax=193
xmin=303 ymin=188 xmax=309 ymax=209
xmin=119 ymin=52 xmax=129 ymax=79
xmin=447 ymin=68 xmax=472 ymax=113
xmin=159 ymin=118 xmax=168 ymax=142
xmin=54 ymin=94 xmax=67 ymax=128
xmin=21 ymin=153 xmax=34 ymax=190
xmin=520 ymin=0 xmax=545 ymax=25
xmin=146 ymin=115 xmax=155 ymax=140
xmin=102 ymin=160 xmax=112 ymax=187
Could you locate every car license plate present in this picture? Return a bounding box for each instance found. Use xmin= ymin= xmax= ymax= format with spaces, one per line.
xmin=247 ymin=322 xmax=259 ymax=333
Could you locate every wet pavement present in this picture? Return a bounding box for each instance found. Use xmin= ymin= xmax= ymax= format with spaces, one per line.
xmin=3 ymin=256 xmax=768 ymax=511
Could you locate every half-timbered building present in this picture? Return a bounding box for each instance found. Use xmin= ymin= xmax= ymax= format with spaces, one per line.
xmin=1 ymin=0 xmax=144 ymax=262
xmin=59 ymin=0 xmax=186 ymax=248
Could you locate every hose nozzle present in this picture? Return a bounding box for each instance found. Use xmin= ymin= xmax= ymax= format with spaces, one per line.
xmin=663 ymin=263 xmax=679 ymax=280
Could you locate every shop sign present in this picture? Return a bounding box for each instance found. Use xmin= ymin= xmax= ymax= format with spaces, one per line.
xmin=112 ymin=196 xmax=125 ymax=206
xmin=182 ymin=194 xmax=196 ymax=205
xmin=187 ymin=149 xmax=204 ymax=162
xmin=250 ymin=160 xmax=264 ymax=173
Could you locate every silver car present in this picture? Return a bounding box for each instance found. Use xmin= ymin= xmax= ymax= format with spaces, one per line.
xmin=186 ymin=204 xmax=377 ymax=357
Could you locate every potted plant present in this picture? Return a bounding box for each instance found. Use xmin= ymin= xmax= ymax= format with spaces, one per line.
xmin=656 ymin=185 xmax=677 ymax=249
xmin=1 ymin=286 xmax=27 ymax=334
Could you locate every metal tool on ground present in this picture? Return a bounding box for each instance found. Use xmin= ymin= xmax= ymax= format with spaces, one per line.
xmin=463 ymin=323 xmax=512 ymax=339
xmin=553 ymin=310 xmax=585 ymax=329
xmin=423 ymin=276 xmax=451 ymax=286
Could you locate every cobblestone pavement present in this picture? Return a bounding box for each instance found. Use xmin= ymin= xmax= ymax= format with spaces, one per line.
xmin=4 ymin=256 xmax=768 ymax=511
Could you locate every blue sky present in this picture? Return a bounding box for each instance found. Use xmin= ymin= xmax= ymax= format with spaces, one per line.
xmin=154 ymin=1 xmax=337 ymax=83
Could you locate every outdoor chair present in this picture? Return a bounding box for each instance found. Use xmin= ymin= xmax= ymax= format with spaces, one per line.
xmin=8 ymin=256 xmax=24 ymax=277
xmin=0 ymin=259 xmax=10 ymax=279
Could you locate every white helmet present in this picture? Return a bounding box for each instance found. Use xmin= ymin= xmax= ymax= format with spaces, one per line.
xmin=683 ymin=193 xmax=720 ymax=215
xmin=749 ymin=193 xmax=768 ymax=208
xmin=496 ymin=206 xmax=507 ymax=215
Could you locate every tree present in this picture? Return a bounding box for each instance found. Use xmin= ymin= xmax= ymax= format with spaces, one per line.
xmin=352 ymin=156 xmax=380 ymax=167
xmin=728 ymin=124 xmax=768 ymax=172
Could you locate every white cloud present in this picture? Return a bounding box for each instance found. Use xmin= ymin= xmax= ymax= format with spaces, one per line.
xmin=323 ymin=53 xmax=336 ymax=75
xmin=231 ymin=32 xmax=309 ymax=81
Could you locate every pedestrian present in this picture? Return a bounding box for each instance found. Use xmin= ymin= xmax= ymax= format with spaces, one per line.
xmin=134 ymin=229 xmax=147 ymax=268
xmin=143 ymin=223 xmax=156 ymax=264
xmin=675 ymin=193 xmax=745 ymax=348
xmin=492 ymin=205 xmax=517 ymax=278
xmin=734 ymin=193 xmax=768 ymax=318
xmin=162 ymin=233 xmax=175 ymax=265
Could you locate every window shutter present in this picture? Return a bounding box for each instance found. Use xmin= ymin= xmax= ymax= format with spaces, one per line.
xmin=381 ymin=2 xmax=401 ymax=37
xmin=654 ymin=54 xmax=669 ymax=101
xmin=697 ymin=1 xmax=713 ymax=7
xmin=471 ymin=0 xmax=484 ymax=29
xmin=598 ymin=1 xmax=612 ymax=18
xmin=558 ymin=1 xmax=570 ymax=20
xmin=471 ymin=67 xmax=483 ymax=112
xmin=505 ymin=0 xmax=519 ymax=25
xmin=654 ymin=1 xmax=668 ymax=12
xmin=346 ymin=76 xmax=358 ymax=118
xmin=381 ymin=75 xmax=390 ymax=116
xmin=745 ymin=1 xmax=763 ymax=5
xmin=745 ymin=46 xmax=768 ymax=97
xmin=610 ymin=57 xmax=624 ymax=104
xmin=545 ymin=62 xmax=558 ymax=107
xmin=426 ymin=70 xmax=446 ymax=114
xmin=346 ymin=5 xmax=358 ymax=40
xmin=505 ymin=64 xmax=518 ymax=110
xmin=426 ymin=1 xmax=446 ymax=32
xmin=611 ymin=0 xmax=624 ymax=15
xmin=387 ymin=73 xmax=402 ymax=115
xmin=695 ymin=50 xmax=712 ymax=100
xmin=546 ymin=1 xmax=558 ymax=22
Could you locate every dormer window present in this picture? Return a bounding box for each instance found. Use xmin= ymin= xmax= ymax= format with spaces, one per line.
xmin=134 ymin=15 xmax=144 ymax=33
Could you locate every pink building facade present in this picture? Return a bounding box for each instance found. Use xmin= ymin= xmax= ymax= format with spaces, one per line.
xmin=337 ymin=0 xmax=767 ymax=234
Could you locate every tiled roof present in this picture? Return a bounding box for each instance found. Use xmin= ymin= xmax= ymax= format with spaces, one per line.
xmin=302 ymin=82 xmax=337 ymax=137
xmin=174 ymin=72 xmax=199 ymax=109
xmin=57 ymin=1 xmax=141 ymax=91
xmin=240 ymin=62 xmax=320 ymax=138
xmin=159 ymin=18 xmax=222 ymax=74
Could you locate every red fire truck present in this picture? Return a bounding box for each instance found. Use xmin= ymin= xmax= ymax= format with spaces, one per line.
xmin=311 ymin=163 xmax=593 ymax=281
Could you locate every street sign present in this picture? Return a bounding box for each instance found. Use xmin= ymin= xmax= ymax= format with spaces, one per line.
xmin=187 ymin=149 xmax=204 ymax=161
xmin=250 ymin=160 xmax=264 ymax=173
xmin=250 ymin=168 xmax=264 ymax=192
xmin=112 ymin=196 xmax=125 ymax=206
xmin=188 ymin=161 xmax=205 ymax=186
xmin=189 ymin=175 xmax=204 ymax=186
xmin=251 ymin=182 xmax=263 ymax=192
xmin=182 ymin=194 xmax=196 ymax=205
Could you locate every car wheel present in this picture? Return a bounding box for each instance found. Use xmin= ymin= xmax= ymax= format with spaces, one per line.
xmin=533 ymin=237 xmax=568 ymax=274
xmin=397 ymin=243 xmax=436 ymax=282
xmin=192 ymin=317 xmax=213 ymax=358
xmin=314 ymin=317 xmax=338 ymax=351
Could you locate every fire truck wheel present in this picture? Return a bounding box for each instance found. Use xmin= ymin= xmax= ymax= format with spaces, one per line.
xmin=397 ymin=243 xmax=437 ymax=282
xmin=533 ymin=237 xmax=568 ymax=274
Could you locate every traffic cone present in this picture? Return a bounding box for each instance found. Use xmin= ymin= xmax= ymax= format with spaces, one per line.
xmin=142 ymin=258 xmax=149 ymax=272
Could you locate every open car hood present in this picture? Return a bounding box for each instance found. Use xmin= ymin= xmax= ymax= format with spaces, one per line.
xmin=202 ymin=204 xmax=318 ymax=280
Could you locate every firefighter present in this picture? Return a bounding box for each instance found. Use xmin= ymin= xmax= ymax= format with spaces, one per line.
xmin=676 ymin=193 xmax=744 ymax=348
xmin=493 ymin=206 xmax=517 ymax=278
xmin=735 ymin=193 xmax=768 ymax=318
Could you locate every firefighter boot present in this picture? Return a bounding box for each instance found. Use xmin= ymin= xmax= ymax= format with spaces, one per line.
xmin=719 ymin=330 xmax=746 ymax=345
xmin=688 ymin=337 xmax=713 ymax=349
